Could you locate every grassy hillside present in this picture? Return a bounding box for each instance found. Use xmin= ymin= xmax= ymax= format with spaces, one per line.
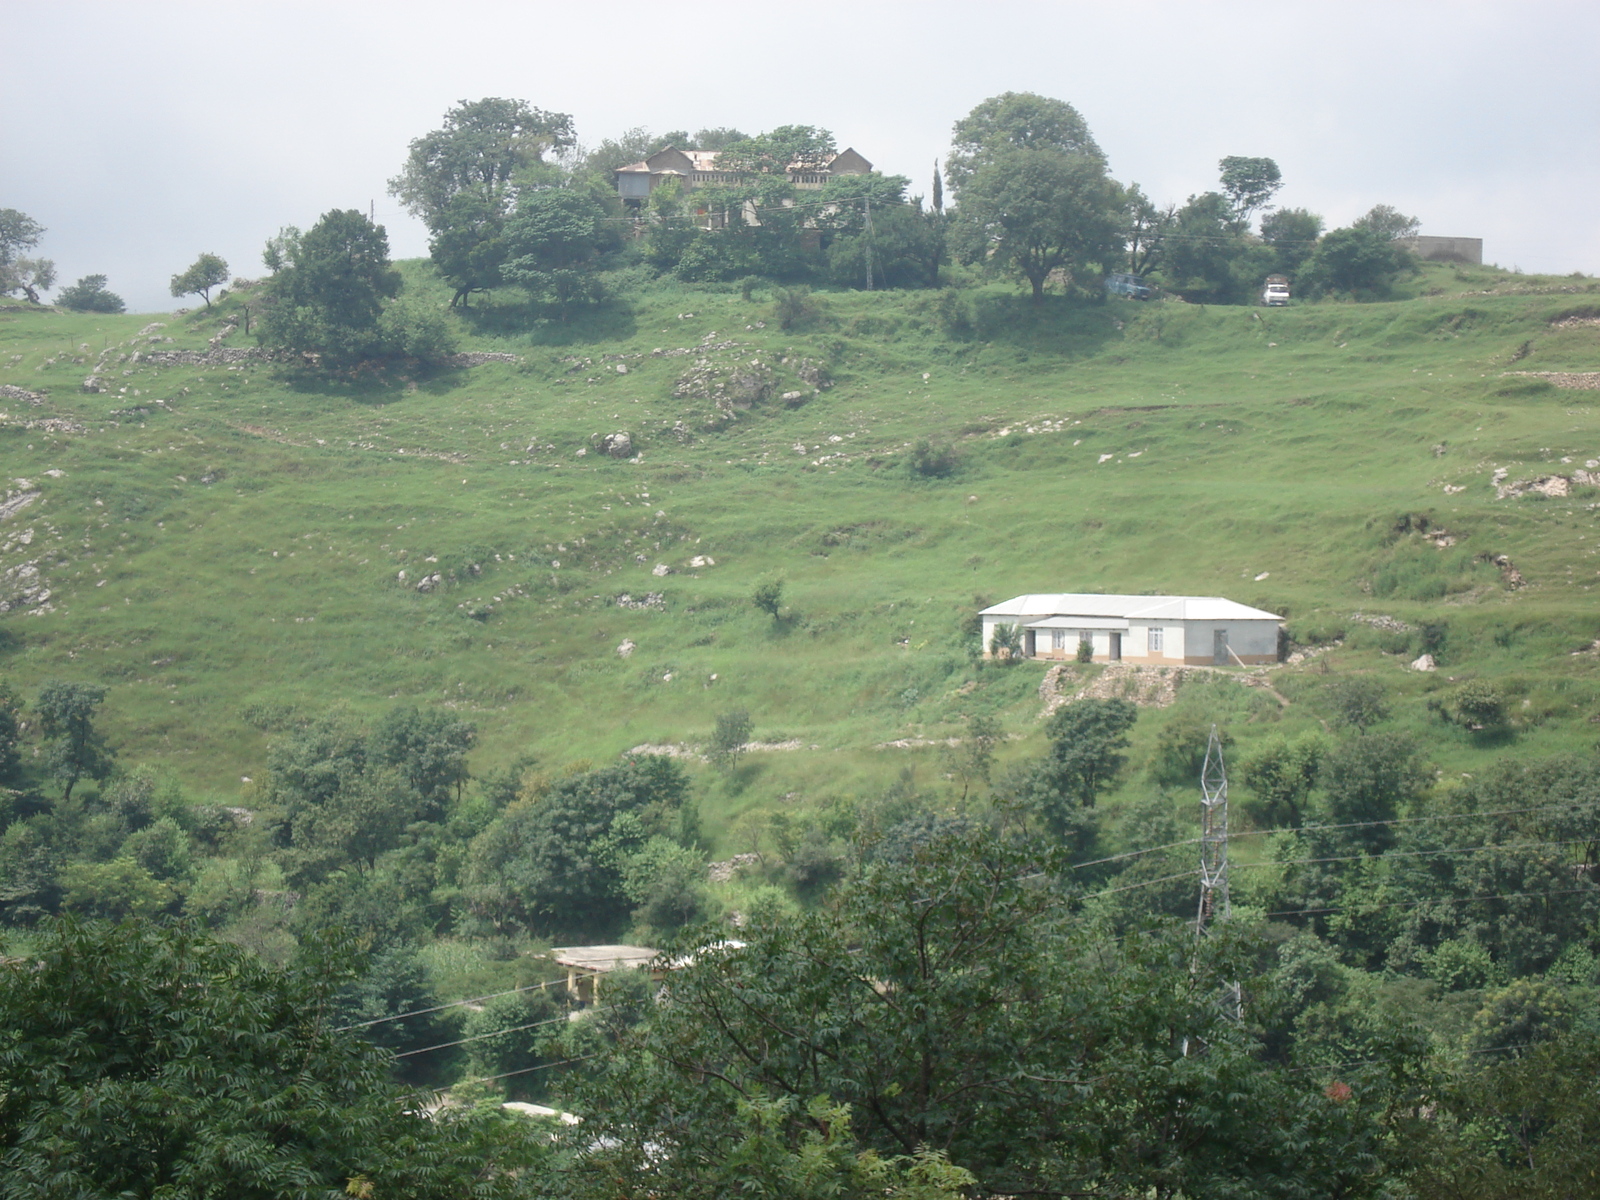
xmin=4 ymin=261 xmax=1600 ymax=847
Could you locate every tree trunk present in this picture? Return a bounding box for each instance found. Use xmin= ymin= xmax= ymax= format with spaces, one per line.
xmin=1030 ymin=274 xmax=1045 ymax=305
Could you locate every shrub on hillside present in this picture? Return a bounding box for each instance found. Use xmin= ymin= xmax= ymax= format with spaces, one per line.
xmin=378 ymin=294 xmax=459 ymax=362
xmin=771 ymin=285 xmax=826 ymax=331
xmin=709 ymin=709 xmax=753 ymax=766
xmin=1434 ymin=679 xmax=1507 ymax=730
xmin=56 ymin=274 xmax=124 ymax=313
xmin=906 ymin=437 xmax=960 ymax=479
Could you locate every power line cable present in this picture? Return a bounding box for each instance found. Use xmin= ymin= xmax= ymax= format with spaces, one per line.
xmin=1261 ymin=884 xmax=1599 ymax=922
xmin=1232 ymin=800 xmax=1599 ymax=841
xmin=344 ymin=808 xmax=1600 ymax=1035
xmin=393 ymin=1009 xmax=596 ymax=1059
xmin=1235 ymin=837 xmax=1591 ymax=871
xmin=441 ymin=1051 xmax=604 ymax=1092
xmin=335 ymin=970 xmax=602 ymax=1033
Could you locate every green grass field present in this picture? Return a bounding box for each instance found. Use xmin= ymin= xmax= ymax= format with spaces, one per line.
xmin=4 ymin=260 xmax=1600 ymax=849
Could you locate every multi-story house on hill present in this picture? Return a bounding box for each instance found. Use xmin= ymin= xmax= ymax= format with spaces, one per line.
xmin=614 ymin=146 xmax=874 ymax=204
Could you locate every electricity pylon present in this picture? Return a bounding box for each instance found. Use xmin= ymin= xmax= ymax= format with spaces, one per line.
xmin=1195 ymin=725 xmax=1241 ymax=1020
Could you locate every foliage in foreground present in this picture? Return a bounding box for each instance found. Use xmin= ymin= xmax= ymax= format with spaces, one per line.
xmin=0 ymin=918 xmax=548 ymax=1198
xmin=557 ymin=825 xmax=1396 ymax=1200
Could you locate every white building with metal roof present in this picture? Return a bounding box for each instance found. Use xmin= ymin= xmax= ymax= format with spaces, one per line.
xmin=980 ymin=594 xmax=1283 ymax=666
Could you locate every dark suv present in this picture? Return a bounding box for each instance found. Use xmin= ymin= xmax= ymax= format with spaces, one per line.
xmin=1105 ymin=272 xmax=1156 ymax=300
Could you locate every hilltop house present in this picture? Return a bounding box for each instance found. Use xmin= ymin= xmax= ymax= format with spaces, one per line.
xmin=614 ymin=146 xmax=874 ymax=203
xmin=980 ymin=594 xmax=1283 ymax=666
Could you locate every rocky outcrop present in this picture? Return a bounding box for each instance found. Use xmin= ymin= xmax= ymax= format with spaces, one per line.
xmin=0 ymin=385 xmax=45 ymax=407
xmin=1038 ymin=662 xmax=1193 ymax=714
xmin=1501 ymin=370 xmax=1600 ymax=389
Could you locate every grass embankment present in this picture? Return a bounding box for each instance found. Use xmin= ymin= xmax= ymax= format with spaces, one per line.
xmin=3 ymin=261 xmax=1600 ymax=850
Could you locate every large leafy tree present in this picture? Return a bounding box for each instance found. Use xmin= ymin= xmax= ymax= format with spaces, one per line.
xmin=1353 ymin=203 xmax=1421 ymax=240
xmin=369 ymin=704 xmax=474 ymax=815
xmin=1400 ymin=1030 xmax=1600 ymax=1200
xmin=0 ymin=683 xmax=23 ymax=795
xmin=1298 ymin=224 xmax=1415 ymax=298
xmin=1261 ymin=206 xmax=1324 ymax=275
xmin=0 ymin=209 xmax=44 ymax=271
xmin=389 ymin=97 xmax=575 ymax=307
xmin=561 ymin=824 xmax=1395 ymax=1200
xmin=715 ymin=124 xmax=837 ymax=176
xmin=463 ymin=756 xmax=689 ymax=936
xmin=945 ymin=91 xmax=1103 ymax=193
xmin=390 ymin=97 xmax=574 ymax=227
xmin=168 ymin=251 xmax=229 ymax=308
xmin=34 ymin=680 xmax=113 ymax=803
xmin=502 ymin=188 xmax=618 ymax=318
xmin=1218 ymin=154 xmax=1283 ymax=222
xmin=952 ymin=146 xmax=1124 ymax=303
xmin=1158 ymin=191 xmax=1269 ymax=304
xmin=0 ymin=209 xmax=54 ymax=303
xmin=1004 ymin=698 xmax=1138 ymax=843
xmin=0 ymin=918 xmax=545 ymax=1198
xmin=258 ymin=209 xmax=401 ymax=363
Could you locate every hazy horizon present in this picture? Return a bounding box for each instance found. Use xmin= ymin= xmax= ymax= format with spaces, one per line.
xmin=4 ymin=0 xmax=1596 ymax=312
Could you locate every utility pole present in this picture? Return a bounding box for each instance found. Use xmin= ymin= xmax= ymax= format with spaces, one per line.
xmin=864 ymin=197 xmax=874 ymax=291
xmin=1196 ymin=725 xmax=1241 ymax=1020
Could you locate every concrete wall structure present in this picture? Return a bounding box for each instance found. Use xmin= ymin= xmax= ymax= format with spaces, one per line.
xmin=1398 ymin=236 xmax=1483 ymax=265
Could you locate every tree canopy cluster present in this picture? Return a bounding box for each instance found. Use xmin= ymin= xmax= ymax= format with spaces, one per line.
xmin=4 ymin=87 xmax=1419 ymax=356
xmin=2 ymin=660 xmax=1598 ymax=1195
xmin=352 ymin=90 xmax=1421 ymax=320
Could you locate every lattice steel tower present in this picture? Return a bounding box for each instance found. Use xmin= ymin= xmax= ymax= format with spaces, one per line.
xmin=1195 ymin=725 xmax=1241 ymax=1019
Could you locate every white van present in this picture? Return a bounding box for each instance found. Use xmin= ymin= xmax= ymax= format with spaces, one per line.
xmin=1262 ymin=275 xmax=1290 ymax=306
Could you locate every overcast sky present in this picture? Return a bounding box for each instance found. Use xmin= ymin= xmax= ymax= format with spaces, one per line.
xmin=5 ymin=0 xmax=1596 ymax=312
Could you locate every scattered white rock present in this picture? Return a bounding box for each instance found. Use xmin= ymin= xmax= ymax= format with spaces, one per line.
xmin=1254 ymin=571 xmax=1270 ymax=581
xmin=688 ymin=555 xmax=715 ymax=569
xmin=708 ymin=853 xmax=761 ymax=883
xmin=651 ymin=563 xmax=671 ymax=577
xmin=0 ymin=490 xmax=41 ymax=521
xmin=596 ymin=431 xmax=633 ymax=458
xmin=616 ymin=639 xmax=636 ymax=658
xmin=1098 ymin=453 xmax=1115 ymax=463
xmin=1410 ymin=654 xmax=1437 ymax=672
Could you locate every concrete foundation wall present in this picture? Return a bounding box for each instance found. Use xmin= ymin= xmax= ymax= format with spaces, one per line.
xmin=1398 ymin=236 xmax=1483 ymax=265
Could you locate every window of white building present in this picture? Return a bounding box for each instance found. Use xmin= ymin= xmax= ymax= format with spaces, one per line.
xmin=1147 ymin=627 xmax=1164 ymax=653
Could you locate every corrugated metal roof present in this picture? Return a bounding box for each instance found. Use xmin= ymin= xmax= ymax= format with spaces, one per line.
xmin=982 ymin=594 xmax=1280 ymax=621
